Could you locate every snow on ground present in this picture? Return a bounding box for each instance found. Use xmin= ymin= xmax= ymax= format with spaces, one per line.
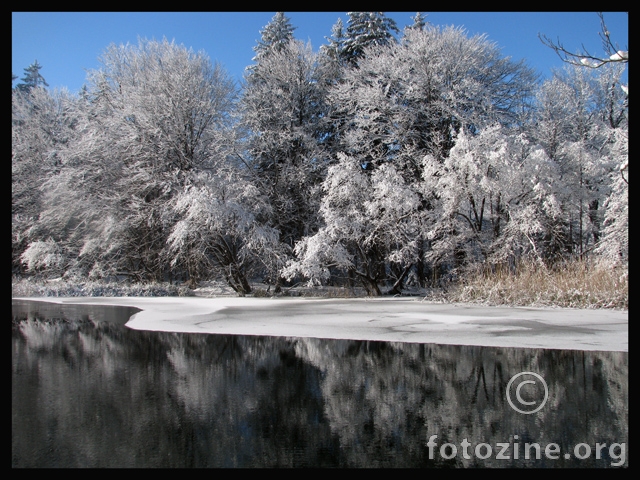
xmin=16 ymin=296 xmax=628 ymax=352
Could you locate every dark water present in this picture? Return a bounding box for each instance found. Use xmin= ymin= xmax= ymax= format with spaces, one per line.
xmin=12 ymin=299 xmax=628 ymax=468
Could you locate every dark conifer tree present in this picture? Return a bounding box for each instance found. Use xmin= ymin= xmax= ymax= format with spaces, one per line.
xmin=16 ymin=60 xmax=49 ymax=93
xmin=341 ymin=12 xmax=399 ymax=66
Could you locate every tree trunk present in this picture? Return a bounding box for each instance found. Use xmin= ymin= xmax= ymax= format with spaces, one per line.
xmin=364 ymin=277 xmax=382 ymax=296
xmin=355 ymin=270 xmax=381 ymax=296
xmin=387 ymin=264 xmax=412 ymax=295
xmin=416 ymin=238 xmax=425 ymax=288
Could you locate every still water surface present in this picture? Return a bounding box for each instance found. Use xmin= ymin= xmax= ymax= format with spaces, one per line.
xmin=12 ymin=299 xmax=627 ymax=468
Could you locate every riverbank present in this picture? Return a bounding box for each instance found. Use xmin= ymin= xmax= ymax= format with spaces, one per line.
xmin=12 ymin=258 xmax=628 ymax=311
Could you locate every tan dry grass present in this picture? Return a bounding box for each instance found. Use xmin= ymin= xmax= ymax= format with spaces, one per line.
xmin=448 ymin=259 xmax=628 ymax=310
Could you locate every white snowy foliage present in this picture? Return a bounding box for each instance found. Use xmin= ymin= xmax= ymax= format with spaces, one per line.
xmin=341 ymin=12 xmax=399 ymax=64
xmin=291 ymin=25 xmax=542 ymax=291
xmin=285 ymin=151 xmax=422 ymax=290
xmin=166 ymin=168 xmax=281 ymax=291
xmin=420 ymin=123 xmax=589 ymax=265
xmin=20 ymin=239 xmax=66 ymax=272
xmin=12 ymin=20 xmax=628 ymax=293
xmin=241 ymin=38 xmax=331 ymax=283
xmin=12 ymin=87 xmax=81 ymax=271
xmin=87 ymin=38 xmax=236 ymax=174
xmin=15 ymin=38 xmax=239 ymax=282
xmin=535 ymin=64 xmax=626 ymax=256
xmin=596 ymin=127 xmax=628 ymax=263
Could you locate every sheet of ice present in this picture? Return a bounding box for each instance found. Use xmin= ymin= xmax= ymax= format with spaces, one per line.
xmin=16 ymin=296 xmax=628 ymax=352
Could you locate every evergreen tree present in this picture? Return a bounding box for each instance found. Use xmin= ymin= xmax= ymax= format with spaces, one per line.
xmin=16 ymin=60 xmax=49 ymax=93
xmin=409 ymin=12 xmax=428 ymax=31
xmin=341 ymin=12 xmax=399 ymax=66
xmin=251 ymin=12 xmax=296 ymax=65
xmin=321 ymin=17 xmax=346 ymax=66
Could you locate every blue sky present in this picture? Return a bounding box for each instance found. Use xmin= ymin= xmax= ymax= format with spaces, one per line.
xmin=12 ymin=11 xmax=628 ymax=94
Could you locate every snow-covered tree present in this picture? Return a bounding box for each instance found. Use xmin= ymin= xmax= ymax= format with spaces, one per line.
xmin=321 ymin=17 xmax=346 ymax=66
xmin=15 ymin=15 xmax=627 ymax=294
xmin=25 ymin=38 xmax=238 ymax=282
xmin=19 ymin=238 xmax=66 ymax=276
xmin=589 ymin=64 xmax=628 ymax=265
xmin=595 ymin=126 xmax=628 ymax=264
xmin=329 ymin=25 xmax=538 ymax=170
xmin=286 ymin=24 xmax=541 ymax=292
xmin=250 ymin=12 xmax=296 ymax=66
xmin=166 ymin=170 xmax=279 ymax=294
xmin=305 ymin=26 xmax=537 ymax=284
xmin=284 ymin=152 xmax=422 ymax=295
xmin=12 ymin=86 xmax=79 ymax=274
xmin=530 ymin=64 xmax=626 ymax=260
xmin=537 ymin=14 xmax=628 ymax=266
xmin=240 ymin=39 xmax=331 ymax=289
xmin=408 ymin=12 xmax=428 ymax=31
xmin=421 ymin=125 xmax=556 ymax=267
xmin=341 ymin=12 xmax=399 ymax=66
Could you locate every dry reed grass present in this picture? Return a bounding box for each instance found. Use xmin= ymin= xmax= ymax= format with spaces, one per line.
xmin=447 ymin=259 xmax=628 ymax=309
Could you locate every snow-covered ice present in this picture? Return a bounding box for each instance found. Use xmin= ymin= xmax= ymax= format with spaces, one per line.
xmin=16 ymin=296 xmax=628 ymax=352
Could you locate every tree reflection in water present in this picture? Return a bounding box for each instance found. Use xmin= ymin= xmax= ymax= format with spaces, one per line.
xmin=12 ymin=300 xmax=627 ymax=468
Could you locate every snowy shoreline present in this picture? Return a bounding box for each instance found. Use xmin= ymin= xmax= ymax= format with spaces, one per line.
xmin=14 ymin=296 xmax=628 ymax=352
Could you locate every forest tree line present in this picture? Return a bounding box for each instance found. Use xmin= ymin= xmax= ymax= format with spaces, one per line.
xmin=12 ymin=12 xmax=628 ymax=296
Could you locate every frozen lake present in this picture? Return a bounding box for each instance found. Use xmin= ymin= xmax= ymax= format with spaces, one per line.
xmin=12 ymin=299 xmax=628 ymax=467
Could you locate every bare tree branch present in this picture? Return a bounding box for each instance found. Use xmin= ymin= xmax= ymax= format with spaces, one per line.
xmin=538 ymin=12 xmax=628 ymax=69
